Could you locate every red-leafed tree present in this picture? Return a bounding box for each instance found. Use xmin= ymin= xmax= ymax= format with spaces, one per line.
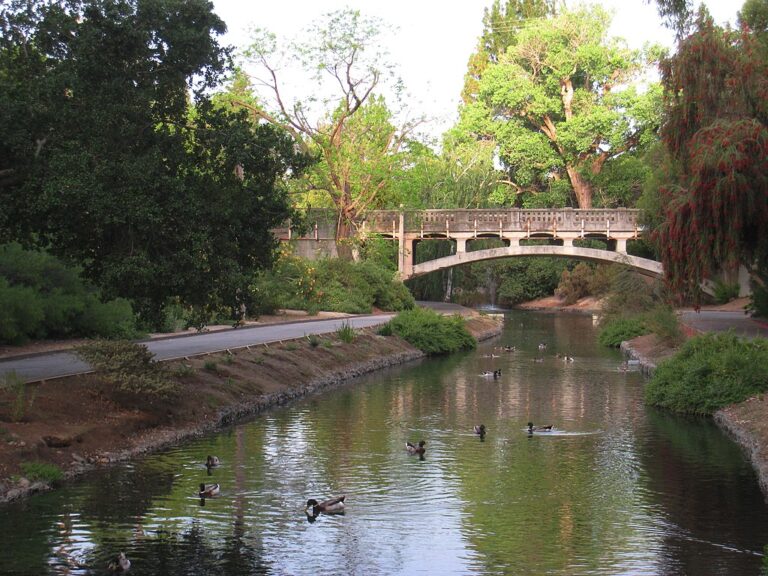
xmin=654 ymin=8 xmax=768 ymax=307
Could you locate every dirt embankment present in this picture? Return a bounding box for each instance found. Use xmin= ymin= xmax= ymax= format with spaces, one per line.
xmin=0 ymin=314 xmax=502 ymax=503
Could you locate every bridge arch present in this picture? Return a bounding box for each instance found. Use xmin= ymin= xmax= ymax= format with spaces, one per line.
xmin=407 ymin=245 xmax=663 ymax=280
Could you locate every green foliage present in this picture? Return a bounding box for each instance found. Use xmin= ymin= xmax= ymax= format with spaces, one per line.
xmin=77 ymin=340 xmax=176 ymax=398
xmin=204 ymin=361 xmax=219 ymax=372
xmin=388 ymin=308 xmax=476 ymax=355
xmin=654 ymin=10 xmax=768 ymax=306
xmin=0 ymin=2 xmax=308 ymax=327
xmin=0 ymin=244 xmax=141 ymax=343
xmin=600 ymin=268 xmax=662 ymax=322
xmin=376 ymin=322 xmax=394 ymax=336
xmin=2 ymin=371 xmax=35 ymax=423
xmin=712 ymin=280 xmax=740 ymax=305
xmin=497 ymin=258 xmax=566 ymax=305
xmin=20 ymin=461 xmax=63 ymax=484
xmin=644 ymin=305 xmax=684 ymax=347
xmin=250 ymin=252 xmax=415 ymax=315
xmin=645 ymin=333 xmax=768 ymax=414
xmin=306 ymin=333 xmax=321 ymax=348
xmin=556 ymin=262 xmax=616 ymax=305
xmin=335 ymin=323 xmax=356 ymax=344
xmin=598 ymin=317 xmax=650 ymax=347
xmin=456 ymin=4 xmax=661 ymax=208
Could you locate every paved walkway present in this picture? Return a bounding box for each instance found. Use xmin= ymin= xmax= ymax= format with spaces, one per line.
xmin=680 ymin=310 xmax=768 ymax=339
xmin=0 ymin=314 xmax=394 ymax=383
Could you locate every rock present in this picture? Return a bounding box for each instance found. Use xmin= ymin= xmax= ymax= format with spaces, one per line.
xmin=18 ymin=477 xmax=30 ymax=488
xmin=42 ymin=435 xmax=72 ymax=448
xmin=71 ymin=453 xmax=85 ymax=463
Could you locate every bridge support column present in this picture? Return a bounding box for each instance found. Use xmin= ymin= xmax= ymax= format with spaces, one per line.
xmin=455 ymin=238 xmax=467 ymax=253
xmin=398 ymin=210 xmax=407 ymax=276
xmin=562 ymin=238 xmax=574 ymax=247
xmin=615 ymin=238 xmax=627 ymax=254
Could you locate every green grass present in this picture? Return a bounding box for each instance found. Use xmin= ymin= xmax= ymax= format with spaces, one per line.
xmin=203 ymin=360 xmax=219 ymax=372
xmin=598 ymin=316 xmax=649 ymax=348
xmin=645 ymin=332 xmax=768 ymax=415
xmin=336 ymin=322 xmax=356 ymax=343
xmin=20 ymin=461 xmax=63 ymax=484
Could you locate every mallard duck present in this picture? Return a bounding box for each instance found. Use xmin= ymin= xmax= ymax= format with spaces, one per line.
xmin=108 ymin=552 xmax=130 ymax=572
xmin=206 ymin=455 xmax=220 ymax=468
xmin=538 ymin=342 xmax=547 ymax=351
xmin=406 ymin=440 xmax=426 ymax=456
xmin=199 ymin=483 xmax=220 ymax=498
xmin=527 ymin=422 xmax=553 ymax=433
xmin=306 ymin=495 xmax=345 ymax=515
xmin=474 ymin=424 xmax=486 ymax=438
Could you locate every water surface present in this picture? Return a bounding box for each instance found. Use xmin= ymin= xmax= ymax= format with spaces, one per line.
xmin=2 ymin=312 xmax=766 ymax=575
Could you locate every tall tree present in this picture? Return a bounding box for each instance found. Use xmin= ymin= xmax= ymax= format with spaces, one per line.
xmin=241 ymin=9 xmax=421 ymax=257
xmin=461 ymin=0 xmax=557 ymax=104
xmin=0 ymin=0 xmax=308 ymax=325
xmin=456 ymin=5 xmax=661 ymax=209
xmin=653 ymin=8 xmax=768 ymax=305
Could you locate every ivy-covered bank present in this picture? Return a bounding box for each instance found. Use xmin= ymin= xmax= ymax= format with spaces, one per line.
xmin=0 ymin=314 xmax=501 ymax=503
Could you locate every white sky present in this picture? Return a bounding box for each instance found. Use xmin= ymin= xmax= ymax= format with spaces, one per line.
xmin=212 ymin=0 xmax=741 ymax=140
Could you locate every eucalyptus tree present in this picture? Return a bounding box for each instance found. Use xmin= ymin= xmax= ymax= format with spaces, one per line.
xmin=241 ymin=9 xmax=422 ymax=257
xmin=0 ymin=0 xmax=308 ymax=325
xmin=456 ymin=5 xmax=662 ymax=209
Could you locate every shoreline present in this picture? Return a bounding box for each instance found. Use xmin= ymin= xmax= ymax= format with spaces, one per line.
xmin=0 ymin=315 xmax=502 ymax=504
xmin=621 ymin=333 xmax=768 ymax=500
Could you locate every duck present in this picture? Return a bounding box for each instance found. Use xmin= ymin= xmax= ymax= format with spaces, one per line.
xmin=562 ymin=356 xmax=574 ymax=363
xmin=405 ymin=440 xmax=426 ymax=456
xmin=206 ymin=455 xmax=220 ymax=468
xmin=481 ymin=371 xmax=495 ymax=377
xmin=527 ymin=422 xmax=553 ymax=433
xmin=306 ymin=495 xmax=346 ymax=516
xmin=199 ymin=483 xmax=220 ymax=498
xmin=474 ymin=424 xmax=486 ymax=439
xmin=108 ymin=552 xmax=130 ymax=572
xmin=493 ymin=369 xmax=502 ymax=379
xmin=538 ymin=342 xmax=548 ymax=351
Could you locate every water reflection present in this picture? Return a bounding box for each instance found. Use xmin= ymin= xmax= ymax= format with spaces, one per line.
xmin=0 ymin=312 xmax=766 ymax=575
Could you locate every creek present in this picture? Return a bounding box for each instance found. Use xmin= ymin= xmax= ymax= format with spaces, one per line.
xmin=1 ymin=311 xmax=766 ymax=575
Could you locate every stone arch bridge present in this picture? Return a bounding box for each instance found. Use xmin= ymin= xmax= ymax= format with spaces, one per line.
xmin=275 ymin=208 xmax=662 ymax=280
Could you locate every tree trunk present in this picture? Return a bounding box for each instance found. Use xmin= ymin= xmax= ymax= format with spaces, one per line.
xmin=565 ymin=165 xmax=593 ymax=209
xmin=335 ymin=216 xmax=356 ymax=261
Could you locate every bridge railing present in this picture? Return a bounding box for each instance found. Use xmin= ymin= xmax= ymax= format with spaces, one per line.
xmin=275 ymin=208 xmax=643 ymax=239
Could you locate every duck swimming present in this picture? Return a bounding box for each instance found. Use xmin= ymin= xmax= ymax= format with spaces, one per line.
xmin=474 ymin=424 xmax=486 ymax=439
xmin=199 ymin=483 xmax=220 ymax=498
xmin=406 ymin=440 xmax=426 ymax=456
xmin=108 ymin=552 xmax=130 ymax=572
xmin=206 ymin=455 xmax=220 ymax=468
xmin=306 ymin=495 xmax=346 ymax=516
xmin=527 ymin=422 xmax=553 ymax=433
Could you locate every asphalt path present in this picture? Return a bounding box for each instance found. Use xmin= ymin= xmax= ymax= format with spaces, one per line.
xmin=679 ymin=310 xmax=768 ymax=339
xmin=0 ymin=314 xmax=395 ymax=383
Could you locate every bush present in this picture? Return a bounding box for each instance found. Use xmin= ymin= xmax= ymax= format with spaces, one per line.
xmin=336 ymin=322 xmax=356 ymax=343
xmin=598 ymin=316 xmax=649 ymax=347
xmin=2 ymin=371 xmax=35 ymax=422
xmin=76 ymin=340 xmax=177 ymax=398
xmin=388 ymin=308 xmax=476 ymax=355
xmin=0 ymin=279 xmax=45 ymax=344
xmin=645 ymin=333 xmax=768 ymax=415
xmin=645 ymin=305 xmax=683 ymax=347
xmin=0 ymin=243 xmax=141 ymax=343
xmin=20 ymin=461 xmax=64 ymax=484
xmin=712 ymin=279 xmax=740 ymax=304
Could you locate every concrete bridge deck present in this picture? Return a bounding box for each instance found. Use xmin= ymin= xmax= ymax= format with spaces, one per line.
xmin=275 ymin=208 xmax=658 ymax=280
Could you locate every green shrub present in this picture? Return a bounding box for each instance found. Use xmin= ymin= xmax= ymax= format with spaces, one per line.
xmin=77 ymin=340 xmax=177 ymax=398
xmin=712 ymin=279 xmax=740 ymax=304
xmin=377 ymin=322 xmax=393 ymax=336
xmin=645 ymin=333 xmax=768 ymax=415
xmin=336 ymin=322 xmax=356 ymax=343
xmin=2 ymin=371 xmax=35 ymax=422
xmin=645 ymin=305 xmax=683 ymax=347
xmin=77 ymin=296 xmax=141 ymax=339
xmin=204 ymin=360 xmax=219 ymax=372
xmin=388 ymin=308 xmax=476 ymax=355
xmin=598 ymin=316 xmax=649 ymax=347
xmin=0 ymin=244 xmax=141 ymax=343
xmin=20 ymin=461 xmax=63 ymax=484
xmin=306 ymin=333 xmax=320 ymax=347
xmin=0 ymin=279 xmax=45 ymax=344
